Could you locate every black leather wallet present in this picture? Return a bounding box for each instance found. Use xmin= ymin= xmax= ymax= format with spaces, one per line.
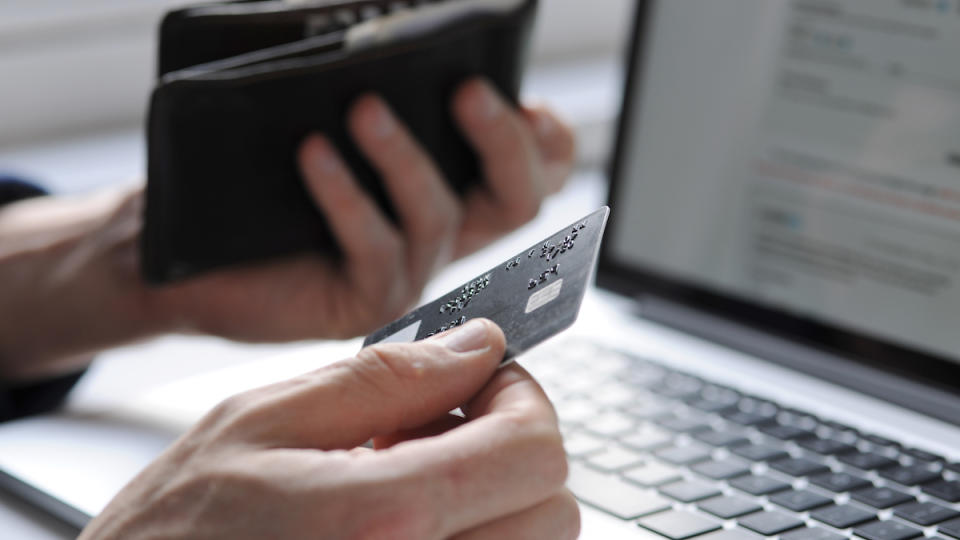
xmin=143 ymin=0 xmax=538 ymax=284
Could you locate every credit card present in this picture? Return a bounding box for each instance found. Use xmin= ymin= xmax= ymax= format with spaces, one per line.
xmin=363 ymin=206 xmax=610 ymax=364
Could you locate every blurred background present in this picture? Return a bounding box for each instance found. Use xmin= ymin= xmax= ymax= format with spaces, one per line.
xmin=0 ymin=5 xmax=634 ymax=536
xmin=0 ymin=0 xmax=633 ymax=411
xmin=0 ymin=0 xmax=632 ymax=192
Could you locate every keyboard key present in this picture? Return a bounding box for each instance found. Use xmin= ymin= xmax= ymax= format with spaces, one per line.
xmin=739 ymin=511 xmax=805 ymax=536
xmin=622 ymin=366 xmax=668 ymax=389
xmin=770 ymin=457 xmax=831 ymax=477
xmin=811 ymin=505 xmax=877 ymax=529
xmin=585 ymin=446 xmax=645 ymax=472
xmin=562 ymin=431 xmax=606 ymax=457
xmin=809 ymin=472 xmax=873 ymax=493
xmin=894 ymin=502 xmax=960 ymax=526
xmin=880 ymin=465 xmax=941 ymax=486
xmin=660 ymin=480 xmax=722 ymax=503
xmin=863 ymin=434 xmax=899 ymax=448
xmin=850 ymin=486 xmax=914 ymax=509
xmin=638 ymin=509 xmax=722 ymax=540
xmin=555 ymin=399 xmax=600 ymax=425
xmin=698 ymin=496 xmax=763 ymax=519
xmin=699 ymin=529 xmax=762 ymax=540
xmin=798 ymin=437 xmax=857 ymax=455
xmin=655 ymin=374 xmax=704 ymax=400
xmin=620 ymin=425 xmax=674 ymax=451
xmin=769 ymin=489 xmax=835 ymax=512
xmin=821 ymin=419 xmax=858 ymax=433
xmin=724 ymin=410 xmax=777 ymax=426
xmin=853 ymin=520 xmax=922 ymax=540
xmin=584 ymin=411 xmax=635 ymax=437
xmin=692 ymin=459 xmax=752 ymax=480
xmin=737 ymin=397 xmax=779 ymax=416
xmin=566 ymin=462 xmax=672 ymax=520
xmin=782 ymin=527 xmax=847 ymax=540
xmin=696 ymin=384 xmax=741 ymax=404
xmin=622 ymin=400 xmax=672 ymax=421
xmin=624 ymin=462 xmax=683 ymax=487
xmin=902 ymin=448 xmax=943 ymax=463
xmin=693 ymin=430 xmax=751 ymax=448
xmin=777 ymin=410 xmax=820 ymax=430
xmin=939 ymin=517 xmax=960 ymax=539
xmin=689 ymin=399 xmax=737 ymax=413
xmin=655 ymin=445 xmax=713 ymax=466
xmin=760 ymin=424 xmax=816 ymax=441
xmin=923 ymin=480 xmax=960 ymax=503
xmin=657 ymin=416 xmax=712 ymax=433
xmin=592 ymin=383 xmax=638 ymax=407
xmin=729 ymin=474 xmax=792 ymax=496
xmin=731 ymin=444 xmax=789 ymax=462
xmin=839 ymin=452 xmax=898 ymax=471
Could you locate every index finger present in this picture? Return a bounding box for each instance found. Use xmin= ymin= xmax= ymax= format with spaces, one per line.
xmin=367 ymin=364 xmax=566 ymax=537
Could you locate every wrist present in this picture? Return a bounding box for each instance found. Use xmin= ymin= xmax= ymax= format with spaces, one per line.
xmin=0 ymin=185 xmax=171 ymax=380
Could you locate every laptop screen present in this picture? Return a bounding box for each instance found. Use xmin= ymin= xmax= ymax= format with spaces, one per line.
xmin=602 ymin=1 xmax=960 ymax=389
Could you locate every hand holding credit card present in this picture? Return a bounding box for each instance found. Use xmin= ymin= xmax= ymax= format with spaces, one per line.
xmin=364 ymin=207 xmax=609 ymax=364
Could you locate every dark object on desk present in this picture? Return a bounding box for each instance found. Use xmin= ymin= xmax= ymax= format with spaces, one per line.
xmin=143 ymin=0 xmax=538 ymax=284
xmin=0 ymin=175 xmax=45 ymax=206
xmin=364 ymin=207 xmax=610 ymax=364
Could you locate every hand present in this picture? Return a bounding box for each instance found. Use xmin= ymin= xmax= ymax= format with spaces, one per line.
xmin=149 ymin=78 xmax=575 ymax=341
xmin=79 ymin=320 xmax=579 ymax=540
xmin=0 ymin=79 xmax=574 ymax=379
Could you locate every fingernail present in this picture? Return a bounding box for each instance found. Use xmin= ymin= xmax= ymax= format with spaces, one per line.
xmin=474 ymin=82 xmax=502 ymax=121
xmin=434 ymin=319 xmax=490 ymax=353
xmin=370 ymin=99 xmax=396 ymax=139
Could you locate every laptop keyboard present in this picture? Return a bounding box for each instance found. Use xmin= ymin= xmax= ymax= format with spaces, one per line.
xmin=521 ymin=339 xmax=960 ymax=540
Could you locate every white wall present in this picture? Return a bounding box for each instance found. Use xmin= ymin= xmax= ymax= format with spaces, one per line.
xmin=0 ymin=0 xmax=632 ymax=148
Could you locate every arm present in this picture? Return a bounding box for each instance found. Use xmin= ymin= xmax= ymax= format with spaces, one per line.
xmin=0 ymin=187 xmax=157 ymax=381
xmin=0 ymin=79 xmax=575 ymax=382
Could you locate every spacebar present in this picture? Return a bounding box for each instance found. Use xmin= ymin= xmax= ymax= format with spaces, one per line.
xmin=567 ymin=462 xmax=672 ymax=520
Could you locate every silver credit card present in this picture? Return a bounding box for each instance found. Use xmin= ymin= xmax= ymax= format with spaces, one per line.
xmin=363 ymin=207 xmax=610 ymax=364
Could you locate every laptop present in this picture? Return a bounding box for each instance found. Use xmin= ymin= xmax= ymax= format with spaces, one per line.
xmin=516 ymin=0 xmax=960 ymax=538
xmin=3 ymin=0 xmax=960 ymax=538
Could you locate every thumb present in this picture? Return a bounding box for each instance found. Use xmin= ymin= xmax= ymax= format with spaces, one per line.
xmin=237 ymin=319 xmax=506 ymax=450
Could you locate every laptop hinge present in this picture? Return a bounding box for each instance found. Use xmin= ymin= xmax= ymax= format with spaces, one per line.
xmin=636 ymin=294 xmax=960 ymax=427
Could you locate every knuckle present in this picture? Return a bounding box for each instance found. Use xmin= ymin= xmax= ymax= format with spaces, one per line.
xmin=354 ymin=347 xmax=406 ymax=391
xmin=205 ymin=391 xmax=254 ymax=427
xmin=417 ymin=206 xmax=458 ymax=244
xmin=493 ymin=411 xmax=567 ymax=486
xmin=357 ymin=228 xmax=405 ymax=267
xmin=203 ymin=387 xmax=277 ymax=436
xmin=351 ymin=491 xmax=441 ymax=540
xmin=353 ymin=343 xmax=440 ymax=395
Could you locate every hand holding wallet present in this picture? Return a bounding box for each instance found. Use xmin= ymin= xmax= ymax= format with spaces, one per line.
xmin=143 ymin=0 xmax=539 ymax=284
